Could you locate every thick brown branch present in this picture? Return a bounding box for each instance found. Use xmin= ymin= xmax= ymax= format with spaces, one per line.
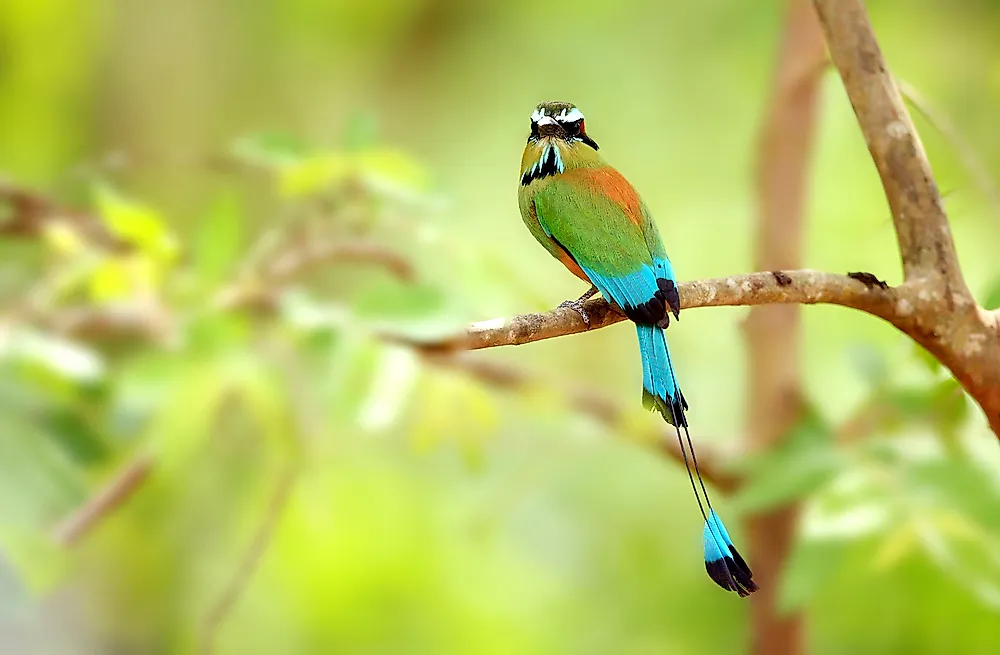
xmin=453 ymin=270 xmax=898 ymax=351
xmin=812 ymin=0 xmax=1000 ymax=438
xmin=811 ymin=0 xmax=968 ymax=298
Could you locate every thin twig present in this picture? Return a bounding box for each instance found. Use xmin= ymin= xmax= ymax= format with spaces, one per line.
xmin=431 ymin=352 xmax=740 ymax=492
xmin=50 ymin=454 xmax=154 ymax=547
xmin=0 ymin=178 xmax=124 ymax=249
xmin=898 ymin=78 xmax=1000 ymax=219
xmin=199 ymin=460 xmax=299 ymax=653
xmin=215 ymin=239 xmax=415 ymax=312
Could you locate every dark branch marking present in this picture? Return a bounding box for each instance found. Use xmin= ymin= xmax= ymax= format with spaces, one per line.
xmin=847 ymin=271 xmax=889 ymax=289
xmin=771 ymin=271 xmax=793 ymax=286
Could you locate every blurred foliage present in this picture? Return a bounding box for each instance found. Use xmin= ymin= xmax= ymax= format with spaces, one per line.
xmin=1 ymin=1 xmax=1000 ymax=654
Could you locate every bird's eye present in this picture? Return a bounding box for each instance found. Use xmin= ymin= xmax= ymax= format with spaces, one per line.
xmin=528 ymin=121 xmax=539 ymax=141
xmin=561 ymin=119 xmax=582 ymax=137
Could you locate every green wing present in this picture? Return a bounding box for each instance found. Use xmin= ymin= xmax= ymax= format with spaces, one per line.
xmin=533 ymin=177 xmax=653 ymax=278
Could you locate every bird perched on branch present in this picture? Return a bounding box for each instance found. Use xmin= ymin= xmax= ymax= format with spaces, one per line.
xmin=516 ymin=101 xmax=757 ymax=596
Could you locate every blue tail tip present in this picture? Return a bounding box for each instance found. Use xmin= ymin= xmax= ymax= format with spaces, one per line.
xmin=703 ymin=510 xmax=758 ymax=597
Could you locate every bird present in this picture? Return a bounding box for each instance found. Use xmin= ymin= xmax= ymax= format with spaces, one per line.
xmin=516 ymin=101 xmax=757 ymax=597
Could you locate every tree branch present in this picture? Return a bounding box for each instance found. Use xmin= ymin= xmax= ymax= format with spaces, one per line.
xmin=745 ymin=0 xmax=824 ymax=650
xmin=812 ymin=0 xmax=1000 ymax=437
xmin=199 ymin=460 xmax=298 ymax=653
xmin=811 ymin=0 xmax=969 ymax=298
xmin=446 ymin=270 xmax=898 ymax=351
xmin=0 ymin=178 xmax=124 ymax=250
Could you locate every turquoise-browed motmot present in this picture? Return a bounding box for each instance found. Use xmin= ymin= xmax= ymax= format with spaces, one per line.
xmin=516 ymin=101 xmax=757 ymax=596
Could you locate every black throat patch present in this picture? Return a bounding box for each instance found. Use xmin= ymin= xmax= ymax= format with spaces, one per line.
xmin=520 ymin=144 xmax=563 ymax=186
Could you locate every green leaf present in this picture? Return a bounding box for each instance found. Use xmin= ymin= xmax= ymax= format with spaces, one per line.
xmin=356 ymin=148 xmax=429 ymax=198
xmin=237 ymin=361 xmax=298 ymax=456
xmin=0 ymin=329 xmax=105 ymax=387
xmin=916 ymin=511 xmax=1000 ymax=609
xmin=355 ymin=344 xmax=419 ymax=434
xmin=192 ymin=190 xmax=243 ymax=287
xmin=92 ymin=185 xmax=178 ymax=261
xmin=276 ymin=147 xmax=430 ymax=200
xmin=186 ymin=311 xmax=252 ymax=355
xmin=352 ymin=279 xmax=465 ymax=343
xmin=928 ymin=379 xmax=969 ymax=442
xmin=409 ymin=368 xmax=499 ymax=462
xmin=352 ymin=279 xmax=445 ymax=320
xmin=909 ymin=459 xmax=1000 ymax=529
xmin=279 ymin=153 xmax=351 ymax=197
xmin=735 ymin=407 xmax=841 ymax=512
xmin=323 ymin=331 xmax=385 ymax=426
xmin=145 ymin=360 xmax=228 ymax=471
xmin=0 ymin=413 xmax=89 ymax=533
xmin=43 ymin=409 xmax=113 ymax=466
xmin=342 ymin=112 xmax=379 ymax=151
xmin=88 ymin=257 xmax=148 ymax=302
xmin=847 ymin=343 xmax=888 ymax=387
xmin=779 ymin=538 xmax=849 ymax=613
xmin=231 ymin=131 xmax=309 ymax=168
xmin=879 ymin=379 xmax=969 ymax=440
xmin=0 ymin=529 xmax=72 ymax=594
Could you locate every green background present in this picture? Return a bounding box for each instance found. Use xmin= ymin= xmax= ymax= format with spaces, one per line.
xmin=1 ymin=0 xmax=999 ymax=652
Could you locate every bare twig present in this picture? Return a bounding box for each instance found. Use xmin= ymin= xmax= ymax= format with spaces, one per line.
xmin=745 ymin=0 xmax=824 ymax=651
xmin=431 ymin=352 xmax=740 ymax=492
xmin=0 ymin=178 xmax=124 ymax=249
xmin=265 ymin=238 xmax=415 ymax=283
xmin=897 ymin=79 xmax=1000 ymax=219
xmin=50 ymin=454 xmax=154 ymax=547
xmin=216 ymin=239 xmax=415 ymax=312
xmin=199 ymin=461 xmax=299 ymax=653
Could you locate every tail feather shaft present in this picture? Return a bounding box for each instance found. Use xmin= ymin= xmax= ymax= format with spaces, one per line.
xmin=634 ymin=323 xmax=758 ymax=597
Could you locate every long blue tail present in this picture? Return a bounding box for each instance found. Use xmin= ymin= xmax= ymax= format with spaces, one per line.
xmin=635 ymin=324 xmax=757 ymax=597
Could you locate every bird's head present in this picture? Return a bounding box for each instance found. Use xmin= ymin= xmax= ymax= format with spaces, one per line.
xmin=527 ymin=101 xmax=599 ymax=150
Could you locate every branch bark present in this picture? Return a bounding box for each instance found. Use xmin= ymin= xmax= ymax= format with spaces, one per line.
xmin=812 ymin=0 xmax=965 ymax=291
xmin=448 ymin=270 xmax=898 ymax=352
xmin=745 ymin=1 xmax=825 ymax=653
xmin=812 ymin=0 xmax=1000 ymax=437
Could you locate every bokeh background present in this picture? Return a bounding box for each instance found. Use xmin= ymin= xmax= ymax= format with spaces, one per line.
xmin=1 ymin=0 xmax=1000 ymax=653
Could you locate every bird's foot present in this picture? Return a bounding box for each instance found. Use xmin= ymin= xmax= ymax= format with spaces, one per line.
xmin=558 ymin=299 xmax=591 ymax=328
xmin=558 ymin=286 xmax=599 ymax=328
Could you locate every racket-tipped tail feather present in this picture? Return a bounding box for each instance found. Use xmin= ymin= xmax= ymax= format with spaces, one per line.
xmin=703 ymin=510 xmax=758 ymax=597
xmin=636 ymin=324 xmax=758 ymax=597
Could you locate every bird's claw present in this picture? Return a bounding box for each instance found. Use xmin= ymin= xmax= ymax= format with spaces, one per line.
xmin=558 ymin=299 xmax=591 ymax=328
